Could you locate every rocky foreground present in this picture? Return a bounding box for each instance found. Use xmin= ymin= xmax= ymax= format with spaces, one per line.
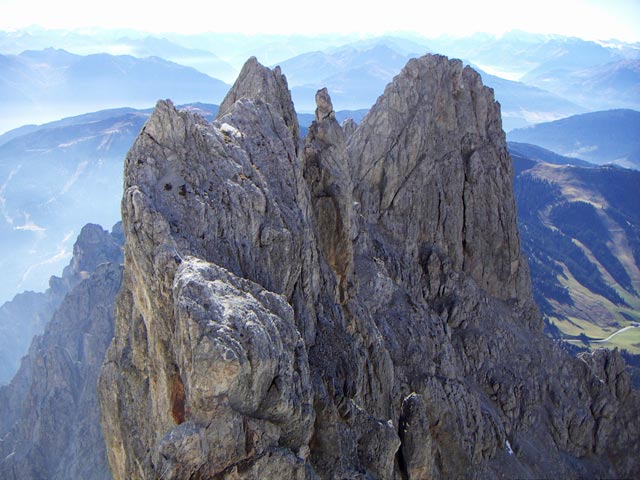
xmin=98 ymin=55 xmax=639 ymax=479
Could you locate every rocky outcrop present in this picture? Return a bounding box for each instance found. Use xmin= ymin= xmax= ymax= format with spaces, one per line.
xmin=99 ymin=55 xmax=640 ymax=479
xmin=218 ymin=56 xmax=300 ymax=148
xmin=303 ymin=87 xmax=354 ymax=300
xmin=0 ymin=291 xmax=54 ymax=386
xmin=347 ymin=55 xmax=533 ymax=307
xmin=0 ymin=222 xmax=124 ymax=385
xmin=0 ymin=223 xmax=123 ymax=480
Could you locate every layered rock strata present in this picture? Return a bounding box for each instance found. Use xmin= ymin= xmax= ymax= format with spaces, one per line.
xmin=99 ymin=55 xmax=640 ymax=479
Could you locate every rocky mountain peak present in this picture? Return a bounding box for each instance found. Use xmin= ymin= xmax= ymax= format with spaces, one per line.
xmin=217 ymin=56 xmax=300 ymax=146
xmin=99 ymin=54 xmax=639 ymax=479
xmin=303 ymin=87 xmax=354 ymax=301
xmin=0 ymin=222 xmax=123 ymax=386
xmin=65 ymin=222 xmax=124 ymax=279
xmin=347 ymin=54 xmax=531 ymax=306
xmin=0 ymin=223 xmax=123 ymax=480
xmin=314 ymin=87 xmax=334 ymax=121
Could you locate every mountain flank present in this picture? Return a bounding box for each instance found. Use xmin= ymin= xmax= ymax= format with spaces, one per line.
xmin=514 ymin=157 xmax=640 ymax=352
xmin=0 ymin=223 xmax=123 ymax=479
xmin=508 ymin=109 xmax=640 ymax=168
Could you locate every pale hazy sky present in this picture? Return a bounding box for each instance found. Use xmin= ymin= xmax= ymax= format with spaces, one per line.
xmin=0 ymin=0 xmax=639 ymax=42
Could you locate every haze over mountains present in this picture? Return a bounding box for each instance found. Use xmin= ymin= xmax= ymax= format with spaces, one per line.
xmin=1 ymin=29 xmax=638 ymax=133
xmin=0 ymin=26 xmax=638 ymax=369
xmin=509 ymin=109 xmax=640 ymax=168
xmin=0 ymin=27 xmax=638 ymax=305
xmin=0 ymin=48 xmax=229 ymax=133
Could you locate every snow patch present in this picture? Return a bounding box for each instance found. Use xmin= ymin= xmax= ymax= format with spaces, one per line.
xmin=220 ymin=123 xmax=242 ymax=138
xmin=61 ymin=160 xmax=89 ymax=195
xmin=506 ymin=439 xmax=514 ymax=456
xmin=14 ymin=212 xmax=46 ymax=234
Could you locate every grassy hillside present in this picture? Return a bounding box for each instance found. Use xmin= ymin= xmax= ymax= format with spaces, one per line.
xmin=513 ymin=157 xmax=640 ymax=353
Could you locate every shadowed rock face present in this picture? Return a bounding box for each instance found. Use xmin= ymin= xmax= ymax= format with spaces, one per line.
xmin=0 ymin=223 xmax=125 ymax=385
xmin=0 ymin=223 xmax=123 ymax=480
xmin=99 ymin=55 xmax=640 ymax=479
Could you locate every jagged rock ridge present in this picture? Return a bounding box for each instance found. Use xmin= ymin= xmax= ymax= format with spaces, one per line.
xmin=99 ymin=55 xmax=640 ymax=479
xmin=0 ymin=223 xmax=123 ymax=480
xmin=0 ymin=222 xmax=124 ymax=385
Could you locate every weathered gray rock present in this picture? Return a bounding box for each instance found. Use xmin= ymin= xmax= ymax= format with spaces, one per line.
xmin=340 ymin=118 xmax=358 ymax=144
xmin=99 ymin=55 xmax=640 ymax=480
xmin=218 ymin=56 xmax=300 ymax=149
xmin=99 ymin=69 xmax=326 ymax=477
xmin=0 ymin=223 xmax=123 ymax=480
xmin=0 ymin=291 xmax=52 ymax=386
xmin=347 ymin=55 xmax=533 ymax=308
xmin=303 ymin=87 xmax=355 ymax=300
xmin=398 ymin=393 xmax=436 ymax=479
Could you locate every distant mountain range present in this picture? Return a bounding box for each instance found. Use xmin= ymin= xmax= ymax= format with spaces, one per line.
xmin=280 ymin=43 xmax=423 ymax=112
xmin=0 ymin=27 xmax=358 ymax=73
xmin=427 ymin=30 xmax=638 ymax=79
xmin=508 ymin=109 xmax=640 ymax=168
xmin=95 ymin=36 xmax=239 ymax=82
xmin=277 ymin=42 xmax=585 ymax=130
xmin=522 ymin=59 xmax=640 ymax=111
xmin=473 ymin=68 xmax=585 ymax=130
xmin=0 ymin=48 xmax=229 ymax=133
xmin=2 ymin=29 xmax=639 ymax=132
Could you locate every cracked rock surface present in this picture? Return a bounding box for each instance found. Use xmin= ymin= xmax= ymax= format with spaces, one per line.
xmin=99 ymin=55 xmax=640 ymax=479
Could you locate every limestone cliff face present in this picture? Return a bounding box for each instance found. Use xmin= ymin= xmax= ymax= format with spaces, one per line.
xmin=0 ymin=223 xmax=123 ymax=480
xmin=347 ymin=56 xmax=532 ymax=305
xmin=99 ymin=55 xmax=640 ymax=479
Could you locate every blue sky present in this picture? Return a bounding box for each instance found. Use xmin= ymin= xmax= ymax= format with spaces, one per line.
xmin=0 ymin=0 xmax=639 ymax=41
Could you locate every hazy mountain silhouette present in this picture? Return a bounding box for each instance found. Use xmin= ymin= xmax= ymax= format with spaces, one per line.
xmin=428 ymin=30 xmax=631 ymax=78
xmin=508 ymin=142 xmax=595 ymax=171
xmin=523 ymin=59 xmax=640 ymax=111
xmin=509 ymin=109 xmax=640 ymax=168
xmin=0 ymin=48 xmax=229 ymax=133
xmin=473 ymin=67 xmax=585 ymax=130
xmin=278 ymin=40 xmax=585 ymax=130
